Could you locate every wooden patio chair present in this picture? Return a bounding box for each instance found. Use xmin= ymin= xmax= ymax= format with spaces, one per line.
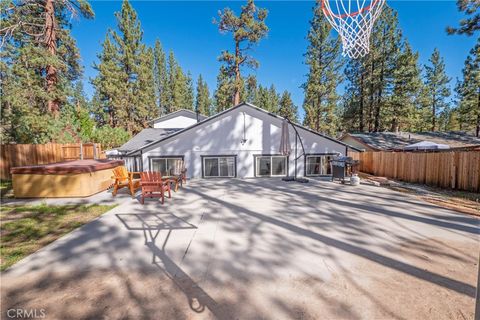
xmin=140 ymin=171 xmax=171 ymax=204
xmin=111 ymin=166 xmax=141 ymax=197
xmin=169 ymin=160 xmax=187 ymax=192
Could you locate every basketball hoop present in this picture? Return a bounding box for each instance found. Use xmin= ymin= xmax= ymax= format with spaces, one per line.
xmin=321 ymin=0 xmax=386 ymax=59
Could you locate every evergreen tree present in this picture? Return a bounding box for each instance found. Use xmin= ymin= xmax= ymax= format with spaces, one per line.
xmin=387 ymin=42 xmax=423 ymax=132
xmin=456 ymin=38 xmax=480 ymax=136
xmin=137 ymin=47 xmax=157 ymax=125
xmin=342 ymin=59 xmax=366 ymax=132
xmin=92 ymin=0 xmax=156 ymax=134
xmin=341 ymin=7 xmax=408 ymax=133
xmin=1 ymin=0 xmax=93 ymax=142
xmin=215 ymin=0 xmax=268 ymax=106
xmin=424 ymin=48 xmax=451 ymax=131
xmin=268 ymin=85 xmax=280 ymax=112
xmin=166 ymin=51 xmax=177 ymax=113
xmin=256 ymin=85 xmax=269 ymax=110
xmin=245 ymin=75 xmax=258 ymax=104
xmin=278 ymin=91 xmax=298 ymax=122
xmin=255 ymin=84 xmax=279 ymax=112
xmin=214 ymin=66 xmax=234 ymax=113
xmin=92 ymin=35 xmax=124 ymax=127
xmin=437 ymin=106 xmax=461 ymax=131
xmin=165 ymin=51 xmax=192 ymax=111
xmin=302 ymin=1 xmax=343 ymax=134
xmin=185 ymin=72 xmax=195 ymax=110
xmin=1 ymin=0 xmax=94 ymax=114
xmin=447 ymin=0 xmax=479 ymax=36
xmin=153 ymin=39 xmax=168 ymax=115
xmin=195 ymin=75 xmax=212 ymax=116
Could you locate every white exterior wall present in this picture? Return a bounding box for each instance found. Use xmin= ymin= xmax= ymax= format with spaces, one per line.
xmin=142 ymin=105 xmax=347 ymax=179
xmin=153 ymin=116 xmax=198 ymax=129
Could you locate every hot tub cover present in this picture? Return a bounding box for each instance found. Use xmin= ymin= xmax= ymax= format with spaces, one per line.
xmin=11 ymin=159 xmax=125 ymax=175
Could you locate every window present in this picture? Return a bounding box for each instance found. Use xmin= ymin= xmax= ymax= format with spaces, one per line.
xmin=255 ymin=156 xmax=287 ymax=177
xmin=202 ymin=156 xmax=236 ymax=178
xmin=305 ymin=155 xmax=333 ymax=176
xmin=150 ymin=157 xmax=183 ymax=176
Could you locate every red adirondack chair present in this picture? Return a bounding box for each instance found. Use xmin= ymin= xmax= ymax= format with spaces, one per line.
xmin=140 ymin=172 xmax=171 ymax=204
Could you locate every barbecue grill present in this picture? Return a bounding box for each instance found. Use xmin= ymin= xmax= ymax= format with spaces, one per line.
xmin=330 ymin=156 xmax=359 ymax=183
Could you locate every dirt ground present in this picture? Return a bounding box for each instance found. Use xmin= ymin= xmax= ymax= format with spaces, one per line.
xmin=1 ymin=179 xmax=479 ymax=319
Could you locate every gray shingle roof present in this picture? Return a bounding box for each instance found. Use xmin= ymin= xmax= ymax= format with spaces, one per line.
xmin=118 ymin=128 xmax=181 ymax=152
xmin=349 ymin=131 xmax=480 ymax=150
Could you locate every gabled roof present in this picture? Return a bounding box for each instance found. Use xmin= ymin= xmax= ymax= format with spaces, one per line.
xmin=148 ymin=109 xmax=207 ymax=124
xmin=127 ymin=102 xmax=362 ymax=156
xmin=118 ymin=128 xmax=181 ymax=153
xmin=342 ymin=131 xmax=480 ymax=150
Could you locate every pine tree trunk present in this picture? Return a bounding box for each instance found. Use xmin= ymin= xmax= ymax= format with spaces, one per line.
xmin=374 ymin=50 xmax=385 ymax=132
xmin=476 ymin=89 xmax=480 ymax=137
xmin=359 ymin=73 xmax=365 ymax=132
xmin=233 ymin=41 xmax=241 ymax=106
xmin=45 ymin=0 xmax=59 ymax=114
xmin=368 ymin=58 xmax=375 ymax=132
xmin=432 ymin=97 xmax=436 ymax=131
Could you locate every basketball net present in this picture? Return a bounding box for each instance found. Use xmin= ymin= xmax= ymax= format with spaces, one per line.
xmin=321 ymin=0 xmax=386 ymax=59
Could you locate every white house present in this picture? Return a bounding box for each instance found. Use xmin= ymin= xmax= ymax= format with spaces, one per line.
xmin=121 ymin=103 xmax=360 ymax=179
xmin=150 ymin=109 xmax=207 ymax=129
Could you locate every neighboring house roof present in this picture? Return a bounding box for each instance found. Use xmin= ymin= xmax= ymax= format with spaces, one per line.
xmin=118 ymin=128 xmax=181 ymax=153
xmin=342 ymin=132 xmax=480 ymax=150
xmin=148 ymin=109 xmax=207 ymax=124
xmin=126 ymin=102 xmax=362 ymax=156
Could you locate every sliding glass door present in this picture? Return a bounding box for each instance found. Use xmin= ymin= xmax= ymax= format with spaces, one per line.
xmin=202 ymin=156 xmax=236 ymax=178
xmin=150 ymin=157 xmax=183 ymax=176
xmin=305 ymin=155 xmax=333 ymax=176
xmin=255 ymin=155 xmax=287 ymax=177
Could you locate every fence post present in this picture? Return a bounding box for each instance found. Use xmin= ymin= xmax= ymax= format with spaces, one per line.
xmin=79 ymin=143 xmax=84 ymax=160
xmin=93 ymin=143 xmax=97 ymax=160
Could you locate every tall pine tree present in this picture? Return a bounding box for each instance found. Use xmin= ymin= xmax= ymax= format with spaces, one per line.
xmin=92 ymin=0 xmax=156 ymax=134
xmin=424 ymin=48 xmax=451 ymax=131
xmin=341 ymin=6 xmax=409 ymax=133
xmin=214 ymin=66 xmax=234 ymax=113
xmin=153 ymin=39 xmax=168 ymax=116
xmin=387 ymin=41 xmax=423 ymax=132
xmin=278 ymin=91 xmax=298 ymax=122
xmin=195 ymin=75 xmax=211 ymax=116
xmin=456 ymin=38 xmax=480 ymax=136
xmin=1 ymin=0 xmax=93 ymax=142
xmin=302 ymin=1 xmax=343 ymax=135
xmin=215 ymin=0 xmax=268 ymax=106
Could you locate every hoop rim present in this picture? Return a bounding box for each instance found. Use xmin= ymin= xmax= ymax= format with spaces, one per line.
xmin=321 ymin=0 xmax=383 ymax=19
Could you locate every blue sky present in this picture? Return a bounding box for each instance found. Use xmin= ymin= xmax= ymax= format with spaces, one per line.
xmin=72 ymin=1 xmax=476 ymax=120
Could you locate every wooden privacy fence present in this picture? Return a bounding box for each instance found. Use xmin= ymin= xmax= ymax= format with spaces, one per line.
xmin=350 ymin=151 xmax=480 ymax=192
xmin=0 ymin=143 xmax=105 ymax=179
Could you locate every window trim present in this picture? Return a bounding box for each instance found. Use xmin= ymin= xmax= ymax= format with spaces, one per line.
xmin=201 ymin=155 xmax=237 ymax=178
xmin=148 ymin=155 xmax=185 ymax=177
xmin=303 ymin=153 xmax=339 ymax=177
xmin=254 ymin=154 xmax=289 ymax=177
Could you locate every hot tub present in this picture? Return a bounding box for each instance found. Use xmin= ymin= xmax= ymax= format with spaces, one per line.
xmin=11 ymin=159 xmax=124 ymax=198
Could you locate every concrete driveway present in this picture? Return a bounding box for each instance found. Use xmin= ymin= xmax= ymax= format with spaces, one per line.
xmin=2 ymin=179 xmax=479 ymax=319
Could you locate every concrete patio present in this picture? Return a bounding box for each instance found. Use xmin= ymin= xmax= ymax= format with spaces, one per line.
xmin=1 ymin=179 xmax=479 ymax=319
